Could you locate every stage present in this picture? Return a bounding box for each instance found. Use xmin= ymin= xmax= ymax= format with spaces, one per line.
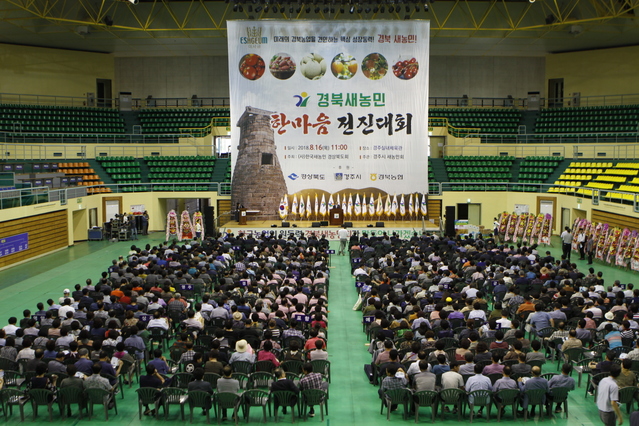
xmin=219 ymin=219 xmax=440 ymax=241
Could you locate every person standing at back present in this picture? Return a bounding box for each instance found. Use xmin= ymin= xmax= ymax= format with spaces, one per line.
xmin=337 ymin=226 xmax=349 ymax=256
xmin=596 ymin=364 xmax=623 ymax=426
xmin=561 ymin=227 xmax=573 ymax=261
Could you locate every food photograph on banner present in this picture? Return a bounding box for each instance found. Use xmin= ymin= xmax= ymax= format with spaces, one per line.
xmin=227 ymin=20 xmax=430 ymax=226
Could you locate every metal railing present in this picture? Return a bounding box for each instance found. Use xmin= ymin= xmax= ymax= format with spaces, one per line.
xmin=0 ymin=182 xmax=231 ymax=210
xmin=426 ymin=181 xmax=639 ymax=209
xmin=0 ymin=132 xmax=195 ymax=145
xmin=142 ymin=97 xmax=230 ymax=108
xmin=546 ymin=94 xmax=639 ymax=108
xmin=0 ymin=141 xmax=214 ymax=161
xmin=0 ymin=92 xmax=231 ymax=110
xmin=429 ymin=117 xmax=481 ymax=138
xmin=4 ymin=180 xmax=639 ymax=212
xmin=4 ymin=92 xmax=638 ymax=112
xmin=0 ymin=186 xmax=54 ymax=209
xmin=444 ymin=142 xmax=639 ymax=160
xmin=474 ymin=133 xmax=639 ymax=145
xmin=0 ymin=93 xmax=110 ymax=108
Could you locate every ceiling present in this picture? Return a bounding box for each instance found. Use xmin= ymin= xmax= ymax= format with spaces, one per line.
xmin=0 ymin=0 xmax=638 ymax=57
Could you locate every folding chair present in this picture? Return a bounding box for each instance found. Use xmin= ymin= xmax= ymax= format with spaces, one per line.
xmin=85 ymin=388 xmax=118 ymax=420
xmin=242 ymin=389 xmax=269 ymax=423
xmin=136 ymin=387 xmax=161 ymax=419
xmin=413 ymin=390 xmax=438 ymax=423
xmin=301 ymin=389 xmax=328 ymax=421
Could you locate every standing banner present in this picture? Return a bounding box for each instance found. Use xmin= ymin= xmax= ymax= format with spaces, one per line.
xmin=228 ymin=20 xmax=430 ymax=216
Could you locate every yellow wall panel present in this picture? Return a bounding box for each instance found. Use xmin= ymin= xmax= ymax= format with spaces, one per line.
xmin=0 ymin=44 xmax=114 ymax=99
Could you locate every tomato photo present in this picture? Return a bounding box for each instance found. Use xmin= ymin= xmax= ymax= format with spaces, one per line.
xmin=239 ymin=53 xmax=265 ymax=81
xmin=392 ymin=56 xmax=419 ymax=80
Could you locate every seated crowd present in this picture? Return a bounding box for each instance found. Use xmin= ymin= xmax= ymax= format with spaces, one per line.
xmin=353 ymin=230 xmax=638 ymax=421
xmin=0 ymin=231 xmax=332 ymax=421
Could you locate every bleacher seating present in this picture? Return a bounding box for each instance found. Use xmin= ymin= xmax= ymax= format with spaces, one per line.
xmin=430 ymin=108 xmax=521 ymax=134
xmin=0 ymin=104 xmax=125 ymax=136
xmin=518 ymin=156 xmax=563 ymax=184
xmin=548 ymin=161 xmax=639 ymax=200
xmin=443 ymin=155 xmax=514 ymax=182
xmin=535 ymin=105 xmax=639 ymax=136
xmin=96 ymin=156 xmax=141 ymax=184
xmin=549 ymin=161 xmax=609 ymax=193
xmin=139 ymin=108 xmax=230 ymax=134
xmin=58 ymin=162 xmax=111 ymax=193
xmin=145 ymin=155 xmax=216 ymax=183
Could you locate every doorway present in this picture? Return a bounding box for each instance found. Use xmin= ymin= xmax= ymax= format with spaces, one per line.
xmin=97 ymin=79 xmax=113 ymax=108
xmin=72 ymin=209 xmax=88 ymax=242
xmin=561 ymin=208 xmax=571 ymax=231
xmin=103 ymin=196 xmax=122 ymax=223
xmin=548 ymin=78 xmax=564 ymax=108
xmin=456 ymin=203 xmax=481 ymax=225
xmin=429 ymin=136 xmax=444 ymax=158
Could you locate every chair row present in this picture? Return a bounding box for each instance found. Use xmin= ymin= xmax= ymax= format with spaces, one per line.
xmin=381 ymin=386 xmax=572 ymax=423
xmin=136 ymin=387 xmax=328 ymax=423
xmin=0 ymin=386 xmax=119 ymax=422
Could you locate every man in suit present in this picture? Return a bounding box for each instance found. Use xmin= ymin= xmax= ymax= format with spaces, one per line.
xmin=188 ymin=367 xmax=213 ymax=415
xmin=271 ymin=367 xmax=299 ymax=415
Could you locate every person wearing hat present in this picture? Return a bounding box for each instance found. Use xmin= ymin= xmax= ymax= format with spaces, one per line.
xmin=58 ymin=289 xmax=71 ymax=305
xmin=231 ymin=311 xmax=245 ymax=326
xmin=229 ymin=339 xmax=255 ymax=365
xmin=598 ymin=311 xmax=618 ymax=331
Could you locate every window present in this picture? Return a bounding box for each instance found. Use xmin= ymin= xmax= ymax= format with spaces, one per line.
xmin=261 ymin=153 xmax=273 ymax=165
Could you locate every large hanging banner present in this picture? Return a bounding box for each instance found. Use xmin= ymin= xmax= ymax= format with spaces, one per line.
xmin=227 ymin=20 xmax=430 ymax=217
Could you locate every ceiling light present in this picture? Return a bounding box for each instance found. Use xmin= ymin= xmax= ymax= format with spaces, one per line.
xmin=389 ymin=5 xmax=394 ymax=12
xmin=365 ymin=7 xmax=371 ymax=12
xmin=373 ymin=6 xmax=378 ymax=12
xmin=349 ymin=5 xmax=354 ymax=13
xmin=315 ymin=6 xmax=321 ymax=12
xmin=233 ymin=4 xmax=238 ymax=11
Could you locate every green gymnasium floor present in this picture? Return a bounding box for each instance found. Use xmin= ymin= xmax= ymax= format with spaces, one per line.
xmin=0 ymin=233 xmax=633 ymax=425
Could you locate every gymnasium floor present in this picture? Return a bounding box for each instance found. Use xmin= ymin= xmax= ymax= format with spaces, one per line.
xmin=0 ymin=233 xmax=632 ymax=425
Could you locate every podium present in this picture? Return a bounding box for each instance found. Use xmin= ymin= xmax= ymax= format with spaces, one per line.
xmin=238 ymin=208 xmax=248 ymax=225
xmin=329 ymin=207 xmax=344 ymax=226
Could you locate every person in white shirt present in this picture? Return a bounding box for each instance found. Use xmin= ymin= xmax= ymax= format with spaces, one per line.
xmin=337 ymin=226 xmax=349 ymax=255
xmin=3 ymin=317 xmax=19 ymax=336
xmin=147 ymin=311 xmax=169 ymax=330
xmin=623 ymin=283 xmax=634 ymax=299
xmin=596 ymin=364 xmax=623 ymax=426
xmin=576 ymin=229 xmax=586 ymax=260
xmin=468 ymin=303 xmax=487 ymax=322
